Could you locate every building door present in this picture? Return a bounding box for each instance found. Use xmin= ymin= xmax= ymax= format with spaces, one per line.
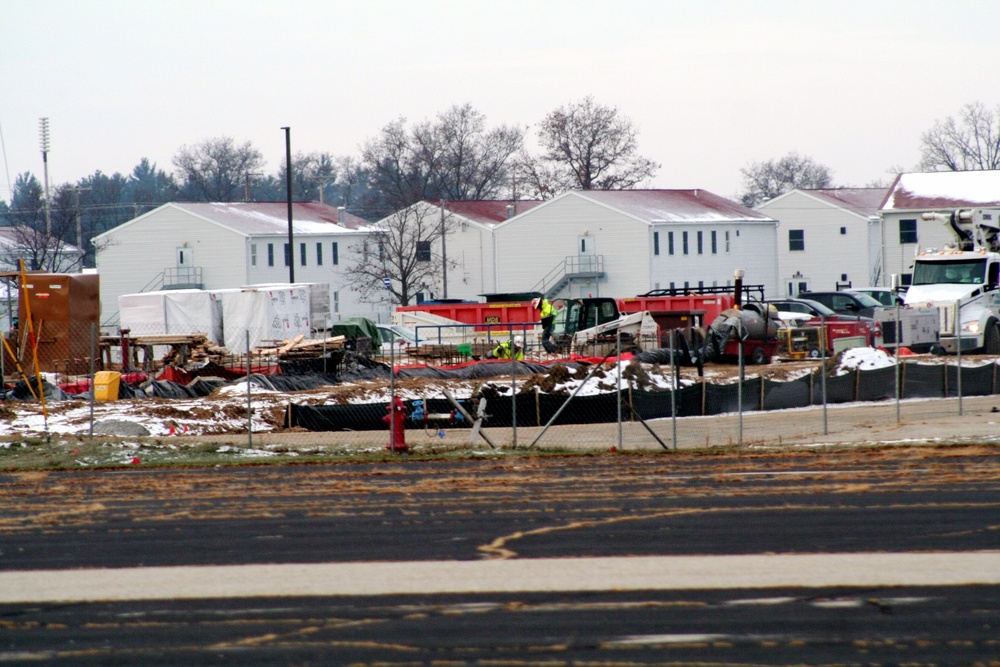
xmin=176 ymin=247 xmax=195 ymax=284
xmin=786 ymin=277 xmax=809 ymax=297
xmin=578 ymin=235 xmax=596 ymax=272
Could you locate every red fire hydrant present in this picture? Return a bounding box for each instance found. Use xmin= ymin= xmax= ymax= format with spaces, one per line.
xmin=383 ymin=396 xmax=408 ymax=453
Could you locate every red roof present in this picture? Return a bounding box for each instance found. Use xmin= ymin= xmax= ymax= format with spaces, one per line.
xmin=806 ymin=188 xmax=889 ymax=217
xmin=427 ymin=200 xmax=543 ymax=225
xmin=882 ymin=171 xmax=1000 ymax=210
xmin=575 ymin=189 xmax=773 ymax=223
xmin=177 ymin=202 xmax=370 ymax=232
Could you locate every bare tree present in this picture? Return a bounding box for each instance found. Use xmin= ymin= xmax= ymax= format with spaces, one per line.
xmin=918 ymin=101 xmax=1000 ymax=172
xmin=331 ymin=155 xmax=373 ymax=210
xmin=432 ymin=104 xmax=523 ymax=200
xmin=347 ymin=204 xmax=457 ymax=306
xmin=0 ymin=225 xmax=83 ymax=273
xmin=361 ymin=118 xmax=440 ymax=216
xmin=739 ymin=152 xmax=834 ymax=207
xmin=360 ymin=105 xmax=524 ymax=216
xmin=521 ymin=96 xmax=659 ymax=197
xmin=173 ymin=137 xmax=265 ymax=201
xmin=276 ymin=151 xmax=337 ymax=201
xmin=0 ymin=174 xmax=82 ymax=272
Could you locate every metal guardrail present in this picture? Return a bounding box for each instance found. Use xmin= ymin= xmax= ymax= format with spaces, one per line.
xmin=163 ymin=266 xmax=203 ymax=289
xmin=532 ymin=255 xmax=605 ymax=297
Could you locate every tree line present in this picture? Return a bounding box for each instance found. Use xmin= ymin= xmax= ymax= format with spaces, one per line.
xmin=1 ymin=98 xmax=996 ymax=272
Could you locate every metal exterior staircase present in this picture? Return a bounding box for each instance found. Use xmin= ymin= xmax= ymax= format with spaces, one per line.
xmin=532 ymin=255 xmax=605 ymax=299
xmin=139 ymin=266 xmax=204 ymax=292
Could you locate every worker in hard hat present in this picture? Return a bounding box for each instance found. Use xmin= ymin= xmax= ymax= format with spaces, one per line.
xmin=532 ymin=297 xmax=564 ymax=353
xmin=487 ymin=335 xmax=524 ymax=360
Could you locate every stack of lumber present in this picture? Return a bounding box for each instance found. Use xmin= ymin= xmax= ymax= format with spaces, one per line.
xmin=131 ymin=334 xmax=228 ymax=366
xmin=258 ymin=334 xmax=347 ymax=360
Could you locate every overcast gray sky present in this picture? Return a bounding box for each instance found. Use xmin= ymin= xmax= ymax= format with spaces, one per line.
xmin=2 ymin=0 xmax=997 ymax=206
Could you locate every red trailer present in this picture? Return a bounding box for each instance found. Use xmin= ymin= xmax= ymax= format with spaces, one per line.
xmin=395 ymin=300 xmax=536 ymax=331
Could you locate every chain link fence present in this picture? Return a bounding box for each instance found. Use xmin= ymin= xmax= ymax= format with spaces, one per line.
xmin=2 ymin=320 xmax=999 ymax=457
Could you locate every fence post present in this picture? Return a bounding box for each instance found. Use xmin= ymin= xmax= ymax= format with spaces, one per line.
xmin=821 ymin=314 xmax=828 ymax=435
xmin=616 ymin=328 xmax=622 ymax=451
xmin=956 ymin=300 xmax=963 ymax=415
xmin=511 ymin=355 xmax=517 ymax=448
xmin=246 ymin=329 xmax=252 ymax=449
xmin=89 ymin=322 xmax=96 ymax=438
xmin=669 ymin=329 xmax=677 ymax=450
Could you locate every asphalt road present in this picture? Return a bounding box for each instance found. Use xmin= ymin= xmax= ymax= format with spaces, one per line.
xmin=1 ymin=446 xmax=998 ymax=664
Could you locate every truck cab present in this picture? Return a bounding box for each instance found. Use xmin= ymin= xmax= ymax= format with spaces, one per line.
xmin=905 ymin=207 xmax=1000 ymax=353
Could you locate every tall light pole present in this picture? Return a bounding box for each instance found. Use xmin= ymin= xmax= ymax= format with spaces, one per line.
xmin=281 ymin=126 xmax=294 ymax=283
xmin=39 ymin=118 xmax=51 ymax=235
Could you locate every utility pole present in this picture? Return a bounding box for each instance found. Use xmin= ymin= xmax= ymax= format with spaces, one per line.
xmin=39 ymin=118 xmax=51 ymax=235
xmin=243 ymin=172 xmax=262 ymax=202
xmin=440 ymin=201 xmax=448 ymax=299
xmin=67 ymin=186 xmax=91 ymax=269
xmin=281 ymin=127 xmax=294 ymax=283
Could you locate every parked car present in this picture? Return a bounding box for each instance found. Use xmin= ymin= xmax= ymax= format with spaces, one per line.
xmin=798 ymin=291 xmax=882 ymax=319
xmin=848 ymin=287 xmax=904 ymax=307
xmin=768 ymin=297 xmax=877 ymax=348
xmin=767 ymin=297 xmax=842 ymax=323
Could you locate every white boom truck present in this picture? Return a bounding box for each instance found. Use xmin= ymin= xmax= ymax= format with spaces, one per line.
xmin=905 ymin=208 xmax=1000 ymax=354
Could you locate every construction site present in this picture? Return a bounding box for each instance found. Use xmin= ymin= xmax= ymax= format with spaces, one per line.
xmin=2 ymin=265 xmax=1000 ymax=463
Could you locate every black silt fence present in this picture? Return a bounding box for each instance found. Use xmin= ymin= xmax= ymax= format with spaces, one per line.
xmin=762 ymin=376 xmax=812 ymax=411
xmin=902 ymin=364 xmax=944 ymax=399
xmin=286 ymin=361 xmax=1000 ymax=432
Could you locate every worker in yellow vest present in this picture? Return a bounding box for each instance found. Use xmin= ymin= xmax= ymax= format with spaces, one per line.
xmin=532 ymin=297 xmax=564 ymax=353
xmin=488 ymin=335 xmax=524 ymax=360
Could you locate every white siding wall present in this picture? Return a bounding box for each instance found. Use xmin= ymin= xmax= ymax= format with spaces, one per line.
xmin=494 ymin=194 xmax=651 ymax=298
xmin=440 ymin=222 xmax=496 ymax=300
xmin=880 ymin=210 xmax=958 ymax=287
xmin=651 ymin=223 xmax=778 ymax=297
xmin=245 ymin=232 xmax=384 ymax=324
xmin=96 ymin=208 xmax=247 ymax=324
xmin=759 ymin=191 xmax=869 ymax=295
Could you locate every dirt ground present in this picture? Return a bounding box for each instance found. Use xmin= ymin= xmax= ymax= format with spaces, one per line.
xmin=3 ymin=351 xmax=1000 ymax=469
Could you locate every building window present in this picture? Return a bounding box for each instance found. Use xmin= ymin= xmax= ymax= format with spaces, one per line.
xmin=840 ymin=227 xmax=847 ymax=235
xmin=697 ymin=230 xmax=703 ymax=255
xmin=711 ymin=230 xmax=717 ymax=254
xmin=668 ymin=231 xmax=674 ymax=255
xmin=333 ymin=291 xmax=339 ymax=314
xmin=300 ymin=242 xmax=307 ymax=266
xmin=267 ymin=243 xmax=274 ymax=267
xmin=899 ymin=219 xmax=918 ymax=244
xmin=789 ymin=229 xmax=805 ymax=251
xmin=251 ymin=244 xmax=257 ymax=267
xmin=283 ymin=243 xmax=290 ymax=267
xmin=682 ymin=231 xmax=689 ymax=255
xmin=653 ymin=231 xmax=660 ymax=256
xmin=332 ymin=242 xmax=339 ymax=265
xmin=316 ymin=242 xmax=323 ymax=266
xmin=725 ymin=231 xmax=730 ymax=253
xmin=416 ymin=240 xmax=431 ymax=261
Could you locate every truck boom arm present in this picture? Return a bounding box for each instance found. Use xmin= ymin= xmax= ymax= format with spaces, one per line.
xmin=922 ymin=208 xmax=1000 ymax=253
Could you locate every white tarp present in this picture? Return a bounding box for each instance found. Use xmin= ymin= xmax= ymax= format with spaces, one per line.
xmin=244 ymin=282 xmax=331 ymax=328
xmin=213 ymin=286 xmax=311 ymax=353
xmin=118 ymin=290 xmax=222 ymax=343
